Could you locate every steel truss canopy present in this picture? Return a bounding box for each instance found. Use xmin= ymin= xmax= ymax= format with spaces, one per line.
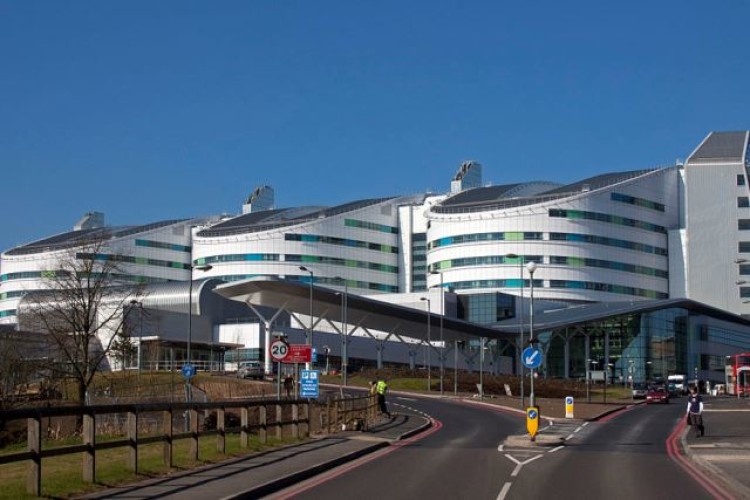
xmin=214 ymin=277 xmax=510 ymax=343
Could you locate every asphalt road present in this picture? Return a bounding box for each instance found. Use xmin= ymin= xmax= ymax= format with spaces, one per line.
xmin=271 ymin=394 xmax=526 ymax=499
xmin=270 ymin=396 xmax=717 ymax=500
xmin=508 ymin=403 xmax=714 ymax=499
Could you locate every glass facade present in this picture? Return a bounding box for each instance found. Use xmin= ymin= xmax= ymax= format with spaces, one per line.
xmin=539 ymin=307 xmax=750 ymax=385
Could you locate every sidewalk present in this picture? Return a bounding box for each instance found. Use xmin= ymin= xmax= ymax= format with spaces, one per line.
xmin=79 ymin=412 xmax=430 ymax=500
xmin=680 ymin=396 xmax=750 ymax=498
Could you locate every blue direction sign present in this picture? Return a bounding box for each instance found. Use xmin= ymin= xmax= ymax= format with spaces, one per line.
xmin=181 ymin=364 xmax=196 ymax=379
xmin=522 ymin=346 xmax=543 ymax=369
xmin=299 ymin=369 xmax=320 ymax=398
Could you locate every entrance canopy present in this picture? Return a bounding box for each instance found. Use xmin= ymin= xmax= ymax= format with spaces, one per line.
xmin=214 ymin=277 xmax=510 ymax=343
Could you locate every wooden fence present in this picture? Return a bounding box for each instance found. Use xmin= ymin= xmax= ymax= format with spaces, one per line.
xmin=0 ymin=399 xmax=310 ymax=496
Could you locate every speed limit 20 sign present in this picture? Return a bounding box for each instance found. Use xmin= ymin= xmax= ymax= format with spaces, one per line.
xmin=270 ymin=339 xmax=289 ymax=362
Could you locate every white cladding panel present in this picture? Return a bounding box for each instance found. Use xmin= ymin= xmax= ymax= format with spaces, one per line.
xmin=684 ymin=161 xmax=744 ymax=311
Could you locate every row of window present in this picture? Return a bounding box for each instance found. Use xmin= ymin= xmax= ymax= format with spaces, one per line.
xmin=285 ymin=233 xmax=398 ymax=254
xmin=428 ymin=254 xmax=666 ymax=278
xmin=427 ymin=231 xmax=667 ymax=256
xmin=0 ymin=309 xmax=16 ymax=318
xmin=449 ymin=278 xmax=667 ymax=299
xmin=548 ymin=209 xmax=667 ymax=234
xmin=286 ymin=254 xmax=398 ymax=273
xmin=429 ymin=232 xmax=543 ymax=249
xmin=0 ymin=290 xmax=28 ymax=300
xmin=79 ymin=253 xmax=191 ymax=270
xmin=611 ymin=192 xmax=665 ymax=212
xmin=196 ymin=254 xmax=279 ymax=265
xmin=293 ymin=274 xmax=398 ymax=292
xmin=135 ymin=239 xmax=191 ymax=253
xmin=344 ymin=219 xmax=399 ymax=234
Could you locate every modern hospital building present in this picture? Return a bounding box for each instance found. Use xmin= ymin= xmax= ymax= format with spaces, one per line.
xmin=2 ymin=131 xmax=750 ymax=389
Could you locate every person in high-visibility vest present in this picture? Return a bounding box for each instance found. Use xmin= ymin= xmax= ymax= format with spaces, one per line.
xmin=376 ymin=379 xmax=391 ymax=418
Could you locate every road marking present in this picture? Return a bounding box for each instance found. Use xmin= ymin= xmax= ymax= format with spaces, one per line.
xmin=548 ymin=445 xmax=565 ymax=453
xmin=565 ymin=434 xmax=575 ymax=440
xmin=582 ymin=422 xmax=589 ymax=427
xmin=574 ymin=425 xmax=583 ymax=433
xmin=505 ymin=453 xmax=543 ymax=476
xmin=498 ymin=444 xmax=504 ymax=452
xmin=395 ymin=397 xmax=417 ymax=401
xmin=497 ymin=481 xmax=512 ymax=500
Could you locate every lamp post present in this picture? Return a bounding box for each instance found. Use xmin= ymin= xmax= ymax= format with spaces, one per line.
xmin=186 ymin=263 xmax=212 ymax=432
xmin=505 ymin=253 xmax=524 ymax=408
xmin=526 ymin=261 xmax=537 ymax=408
xmin=299 ymin=266 xmax=314 ymax=371
xmin=335 ymin=277 xmax=349 ymax=386
xmin=129 ymin=300 xmax=143 ymax=376
xmin=420 ymin=297 xmax=431 ymax=392
xmin=187 ymin=264 xmax=213 ymax=374
xmin=479 ymin=337 xmax=485 ymax=398
xmin=430 ymin=270 xmax=445 ymax=396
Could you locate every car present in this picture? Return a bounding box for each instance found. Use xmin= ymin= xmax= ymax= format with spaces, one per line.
xmin=237 ymin=361 xmax=264 ymax=380
xmin=632 ymin=382 xmax=648 ymax=399
xmin=646 ymin=387 xmax=670 ymax=404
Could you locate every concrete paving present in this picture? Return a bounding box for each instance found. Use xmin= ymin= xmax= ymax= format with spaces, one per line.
xmin=681 ymin=396 xmax=750 ymax=499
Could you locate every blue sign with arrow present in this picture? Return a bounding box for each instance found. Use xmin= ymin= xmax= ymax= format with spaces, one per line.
xmin=181 ymin=364 xmax=196 ymax=379
xmin=522 ymin=346 xmax=542 ymax=369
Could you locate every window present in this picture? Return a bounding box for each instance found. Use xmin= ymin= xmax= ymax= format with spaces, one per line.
xmin=739 ymin=220 xmax=750 ymax=231
xmin=739 ymin=197 xmax=750 ymax=208
xmin=739 ymin=174 xmax=746 ymax=186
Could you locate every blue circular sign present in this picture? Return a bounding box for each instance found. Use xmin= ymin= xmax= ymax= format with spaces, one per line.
xmin=182 ymin=364 xmax=196 ymax=379
xmin=565 ymin=396 xmax=574 ymax=405
xmin=528 ymin=409 xmax=538 ymax=419
xmin=522 ymin=347 xmax=543 ymax=369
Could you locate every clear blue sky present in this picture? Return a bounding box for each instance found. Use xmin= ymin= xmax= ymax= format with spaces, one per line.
xmin=1 ymin=1 xmax=748 ymax=252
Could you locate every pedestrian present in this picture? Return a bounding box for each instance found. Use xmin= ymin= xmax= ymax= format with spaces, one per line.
xmin=686 ymin=385 xmax=705 ymax=437
xmin=376 ymin=379 xmax=391 ymax=418
xmin=284 ymin=374 xmax=294 ymax=397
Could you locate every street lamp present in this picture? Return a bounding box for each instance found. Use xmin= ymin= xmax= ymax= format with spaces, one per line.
xmin=299 ymin=266 xmax=314 ymax=370
xmin=186 ymin=263 xmax=212 ymax=432
xmin=129 ymin=300 xmax=143 ymax=375
xmin=187 ymin=264 xmax=213 ymax=372
xmin=430 ymin=270 xmax=445 ymax=396
xmin=420 ymin=297 xmax=431 ymax=392
xmin=505 ymin=253 xmax=524 ymax=408
xmin=526 ymin=261 xmax=537 ymax=408
xmin=335 ymin=277 xmax=349 ymax=386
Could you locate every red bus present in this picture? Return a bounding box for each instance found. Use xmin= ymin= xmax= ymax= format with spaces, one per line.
xmin=725 ymin=353 xmax=750 ymax=396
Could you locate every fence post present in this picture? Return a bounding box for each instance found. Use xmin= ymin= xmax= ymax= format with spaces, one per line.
xmin=26 ymin=415 xmax=41 ymax=497
xmin=259 ymin=405 xmax=267 ymax=444
xmin=275 ymin=404 xmax=283 ymax=440
xmin=241 ymin=406 xmax=249 ymax=448
xmin=326 ymin=400 xmax=332 ymax=434
xmin=302 ymin=403 xmax=310 ymax=438
xmin=163 ymin=409 xmax=173 ymax=467
xmin=82 ymin=410 xmax=95 ymax=483
xmin=217 ymin=407 xmax=226 ymax=453
xmin=127 ymin=410 xmax=138 ymax=472
xmin=292 ymin=404 xmax=299 ymax=438
xmin=189 ymin=408 xmax=199 ymax=461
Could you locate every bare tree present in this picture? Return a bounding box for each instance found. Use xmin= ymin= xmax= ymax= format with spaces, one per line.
xmin=18 ymin=236 xmax=145 ymax=405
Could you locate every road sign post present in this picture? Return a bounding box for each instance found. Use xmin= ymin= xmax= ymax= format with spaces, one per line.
xmin=565 ymin=396 xmax=575 ymax=418
xmin=526 ymin=406 xmax=540 ymax=441
xmin=299 ymin=369 xmax=320 ymax=398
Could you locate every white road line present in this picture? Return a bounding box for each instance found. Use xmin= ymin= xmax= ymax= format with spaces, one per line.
xmin=498 ymin=444 xmax=504 ymax=452
xmin=548 ymin=445 xmax=565 ymax=453
xmin=498 ymin=481 xmax=513 ymax=500
xmin=565 ymin=433 xmax=575 ymax=440
xmin=511 ymin=464 xmax=523 ymax=477
xmin=574 ymin=426 xmax=583 ymax=433
xmin=505 ymin=454 xmax=520 ymax=465
xmin=582 ymin=422 xmax=589 ymax=427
